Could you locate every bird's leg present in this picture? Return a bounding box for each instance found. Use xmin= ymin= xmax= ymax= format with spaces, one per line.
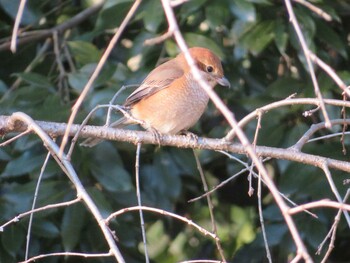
xmin=140 ymin=122 xmax=163 ymax=145
xmin=149 ymin=127 xmax=162 ymax=146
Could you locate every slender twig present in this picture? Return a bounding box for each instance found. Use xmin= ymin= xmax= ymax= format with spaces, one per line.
xmin=292 ymin=0 xmax=332 ymax=21
xmin=1 ymin=198 xmax=81 ymax=231
xmin=106 ymin=206 xmax=218 ymax=240
xmin=0 ymin=129 xmax=31 ymax=146
xmin=320 ymin=163 xmax=350 ymax=227
xmin=226 ymin=98 xmax=350 ymax=141
xmin=20 ymin=251 xmax=112 ymax=263
xmin=25 ymin=151 xmax=52 ymax=260
xmin=319 ymin=189 xmax=350 ymax=262
xmin=309 ymin=52 xmax=350 ymax=97
xmin=284 ymin=0 xmax=331 ymax=128
xmin=135 ymin=143 xmax=149 ymax=263
xmin=193 ymin=150 xmax=226 ymax=262
xmin=11 ymin=0 xmax=28 ymax=52
xmin=200 ymin=151 xmax=317 ymax=218
xmin=292 ymin=119 xmax=350 ymax=151
xmin=248 ymin=110 xmax=263 ymax=196
xmin=289 ymin=199 xmax=350 ymax=214
xmin=257 ymin=167 xmax=272 ymax=263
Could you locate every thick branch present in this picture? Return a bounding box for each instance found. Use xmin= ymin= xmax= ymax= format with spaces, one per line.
xmin=1 ymin=114 xmax=350 ymax=173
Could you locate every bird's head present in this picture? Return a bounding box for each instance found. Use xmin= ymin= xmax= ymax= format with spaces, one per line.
xmin=179 ymin=47 xmax=230 ymax=88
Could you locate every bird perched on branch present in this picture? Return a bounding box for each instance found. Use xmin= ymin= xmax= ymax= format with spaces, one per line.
xmin=81 ymin=47 xmax=230 ymax=147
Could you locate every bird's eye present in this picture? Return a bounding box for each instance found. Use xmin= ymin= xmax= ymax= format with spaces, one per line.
xmin=206 ymin=65 xmax=214 ymax=73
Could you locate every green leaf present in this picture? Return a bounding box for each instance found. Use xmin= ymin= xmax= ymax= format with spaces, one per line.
xmin=180 ymin=0 xmax=206 ymax=14
xmin=279 ymin=163 xmax=318 ymax=196
xmin=0 ymin=0 xmax=42 ymax=25
xmin=87 ymin=187 xmax=113 ymax=218
xmin=95 ymin=0 xmax=133 ymax=31
xmin=316 ymin=20 xmax=347 ymax=59
xmin=266 ymin=77 xmax=303 ymax=98
xmin=239 ymin=20 xmax=276 ymax=55
xmin=205 ymin=2 xmax=230 ymax=29
xmin=67 ymin=41 xmax=102 ymax=66
xmin=139 ymin=149 xmax=182 ymax=210
xmin=143 ymin=0 xmax=164 ymax=32
xmin=68 ymin=62 xmax=116 ymax=92
xmin=90 ymin=144 xmax=133 ymax=193
xmin=13 ymin=72 xmax=53 ymax=88
xmin=246 ymin=0 xmax=272 ymax=3
xmin=31 ymin=219 xmax=60 ymax=238
xmin=0 ymin=149 xmax=11 ymax=161
xmin=0 ymin=79 xmax=7 ymax=94
xmin=264 ymin=224 xmax=288 ymax=246
xmin=61 ymin=204 xmax=87 ymax=251
xmin=1 ymin=152 xmax=47 ymax=178
xmin=1 ymin=225 xmax=25 ymax=256
xmin=274 ymin=20 xmax=288 ymax=54
xmin=230 ymin=0 xmax=256 ymax=22
xmin=183 ymin=33 xmax=225 ymax=59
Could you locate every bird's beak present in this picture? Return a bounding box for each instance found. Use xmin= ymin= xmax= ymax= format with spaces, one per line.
xmin=217 ymin=76 xmax=231 ymax=88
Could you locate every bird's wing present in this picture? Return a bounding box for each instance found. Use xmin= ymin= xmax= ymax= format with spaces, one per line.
xmin=124 ymin=59 xmax=184 ymax=106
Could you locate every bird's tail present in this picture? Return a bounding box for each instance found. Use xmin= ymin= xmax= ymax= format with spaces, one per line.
xmin=80 ymin=117 xmax=129 ymax=147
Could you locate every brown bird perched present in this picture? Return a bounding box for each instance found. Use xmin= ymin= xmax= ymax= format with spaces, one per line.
xmin=81 ymin=47 xmax=230 ymax=147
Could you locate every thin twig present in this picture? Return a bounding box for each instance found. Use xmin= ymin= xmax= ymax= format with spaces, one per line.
xmin=106 ymin=205 xmax=218 ymax=240
xmin=292 ymin=0 xmax=332 ymax=21
xmin=0 ymin=129 xmax=31 ymax=146
xmin=20 ymin=251 xmax=112 ymax=263
xmin=291 ymin=119 xmax=350 ymax=151
xmin=1 ymin=198 xmax=81 ymax=231
xmin=11 ymin=0 xmax=28 ymax=52
xmin=284 ymin=0 xmax=331 ymax=128
xmin=289 ymin=199 xmax=350 ymax=214
xmin=193 ymin=150 xmax=226 ymax=262
xmin=321 ymin=163 xmax=350 ymax=228
xmin=257 ymin=167 xmax=272 ymax=263
xmin=226 ymin=98 xmax=350 ymax=141
xmin=25 ymin=150 xmax=52 ymax=260
xmin=309 ymin=52 xmax=350 ymax=97
xmin=136 ymin=143 xmax=149 ymax=263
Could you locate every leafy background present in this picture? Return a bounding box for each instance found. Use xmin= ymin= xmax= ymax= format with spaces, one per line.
xmin=1 ymin=0 xmax=350 ymax=262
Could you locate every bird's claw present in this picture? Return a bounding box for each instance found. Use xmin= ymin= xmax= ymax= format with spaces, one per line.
xmin=150 ymin=128 xmax=162 ymax=146
xmin=181 ymin=130 xmax=199 ymax=142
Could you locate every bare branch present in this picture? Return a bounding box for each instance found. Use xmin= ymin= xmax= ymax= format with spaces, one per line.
xmin=2 ymin=114 xmax=350 ymax=173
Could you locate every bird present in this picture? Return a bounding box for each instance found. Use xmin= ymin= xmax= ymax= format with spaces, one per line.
xmin=81 ymin=47 xmax=230 ymax=147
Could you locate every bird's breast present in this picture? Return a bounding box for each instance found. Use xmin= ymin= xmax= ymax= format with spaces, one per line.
xmin=130 ymin=75 xmax=210 ymax=134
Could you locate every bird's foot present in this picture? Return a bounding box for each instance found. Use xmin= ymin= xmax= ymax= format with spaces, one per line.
xmin=180 ymin=130 xmax=199 ymax=143
xmin=150 ymin=127 xmax=162 ymax=146
xmin=142 ymin=122 xmax=162 ymax=146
